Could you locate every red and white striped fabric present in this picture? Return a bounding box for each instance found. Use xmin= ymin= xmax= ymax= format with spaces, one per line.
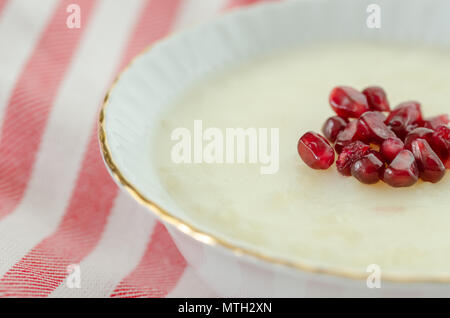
xmin=0 ymin=0 xmax=275 ymax=298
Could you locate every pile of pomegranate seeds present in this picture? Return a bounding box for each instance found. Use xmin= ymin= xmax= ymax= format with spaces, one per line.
xmin=297 ymin=85 xmax=450 ymax=187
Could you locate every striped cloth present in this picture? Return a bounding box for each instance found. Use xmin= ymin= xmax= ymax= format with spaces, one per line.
xmin=0 ymin=0 xmax=273 ymax=298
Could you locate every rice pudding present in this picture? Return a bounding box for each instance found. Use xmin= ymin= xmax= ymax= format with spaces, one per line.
xmin=154 ymin=43 xmax=450 ymax=275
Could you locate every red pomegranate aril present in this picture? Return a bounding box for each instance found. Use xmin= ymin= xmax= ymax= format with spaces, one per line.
xmin=297 ymin=132 xmax=335 ymax=170
xmin=297 ymin=85 xmax=448 ymax=187
xmin=405 ymin=123 xmax=420 ymax=136
xmin=329 ymin=86 xmax=369 ymax=119
xmin=351 ymin=153 xmax=384 ymax=184
xmin=322 ymin=116 xmax=348 ymax=143
xmin=404 ymin=127 xmax=435 ymax=151
xmin=371 ymin=111 xmax=387 ymax=122
xmin=383 ymin=150 xmax=419 ymax=187
xmin=411 ymin=139 xmax=446 ymax=183
xmin=424 ymin=114 xmax=449 ymax=130
xmin=385 ymin=101 xmax=423 ymax=140
xmin=336 ymin=141 xmax=371 ymax=176
xmin=335 ymin=120 xmax=358 ymax=153
xmin=357 ymin=111 xmax=396 ymax=143
xmin=431 ymin=125 xmax=450 ymax=168
xmin=362 ymin=86 xmax=390 ymax=112
xmin=381 ymin=137 xmax=404 ymax=163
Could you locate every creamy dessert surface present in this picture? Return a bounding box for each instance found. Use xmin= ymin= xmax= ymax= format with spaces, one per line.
xmin=154 ymin=43 xmax=450 ymax=274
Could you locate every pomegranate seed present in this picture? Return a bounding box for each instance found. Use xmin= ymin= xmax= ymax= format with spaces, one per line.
xmin=430 ymin=125 xmax=450 ymax=168
xmin=424 ymin=114 xmax=449 ymax=130
xmin=411 ymin=139 xmax=446 ymax=183
xmin=362 ymin=86 xmax=390 ymax=112
xmin=336 ymin=141 xmax=371 ymax=176
xmin=385 ymin=101 xmax=423 ymax=140
xmin=383 ymin=150 xmax=419 ymax=187
xmin=297 ymin=85 xmax=448 ymax=187
xmin=372 ymin=111 xmax=387 ymax=122
xmin=404 ymin=127 xmax=435 ymax=151
xmin=335 ymin=120 xmax=358 ymax=153
xmin=351 ymin=153 xmax=384 ymax=184
xmin=381 ymin=137 xmax=404 ymax=163
xmin=298 ymin=132 xmax=335 ymax=170
xmin=322 ymin=116 xmax=348 ymax=143
xmin=329 ymin=86 xmax=369 ymax=119
xmin=357 ymin=111 xmax=396 ymax=143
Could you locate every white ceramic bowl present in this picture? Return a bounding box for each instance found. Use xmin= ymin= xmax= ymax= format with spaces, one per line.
xmin=99 ymin=0 xmax=450 ymax=297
